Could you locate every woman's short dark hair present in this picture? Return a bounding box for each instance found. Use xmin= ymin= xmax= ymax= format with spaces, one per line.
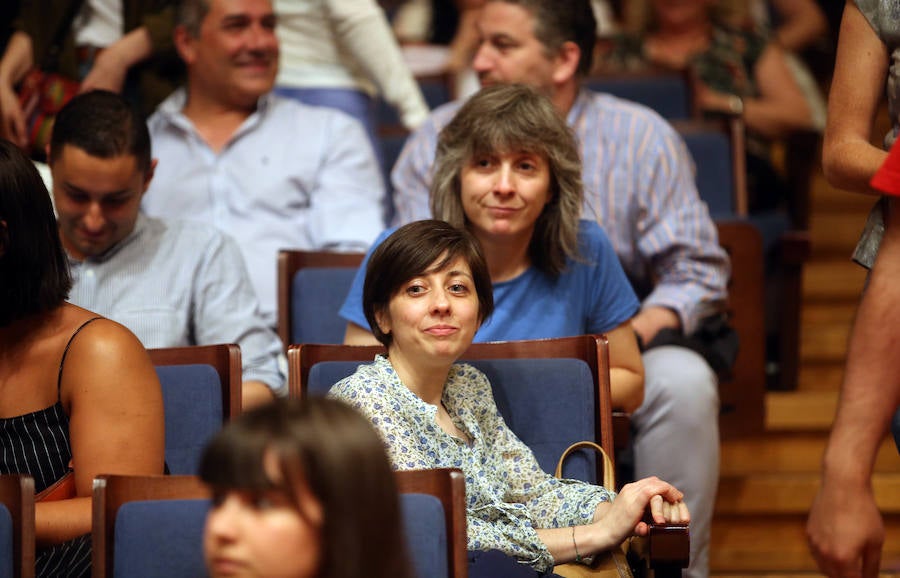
xmin=200 ymin=397 xmax=413 ymax=578
xmin=363 ymin=220 xmax=494 ymax=348
xmin=0 ymin=139 xmax=71 ymax=327
xmin=431 ymin=84 xmax=584 ymax=277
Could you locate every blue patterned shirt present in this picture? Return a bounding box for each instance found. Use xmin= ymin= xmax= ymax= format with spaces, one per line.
xmin=329 ymin=355 xmax=613 ymax=572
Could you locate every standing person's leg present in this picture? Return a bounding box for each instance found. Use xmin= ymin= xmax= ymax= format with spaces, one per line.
xmin=631 ymin=345 xmax=720 ymax=578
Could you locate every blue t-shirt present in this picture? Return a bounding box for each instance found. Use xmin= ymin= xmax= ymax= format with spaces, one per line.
xmin=339 ymin=220 xmax=640 ymax=341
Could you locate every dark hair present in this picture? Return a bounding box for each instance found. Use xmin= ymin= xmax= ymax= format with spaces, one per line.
xmin=200 ymin=397 xmax=413 ymax=578
xmin=363 ymin=220 xmax=494 ymax=348
xmin=48 ymin=90 xmax=152 ymax=173
xmin=489 ymin=0 xmax=597 ymax=76
xmin=431 ymin=84 xmax=583 ymax=277
xmin=177 ymin=0 xmax=211 ymax=37
xmin=0 ymin=140 xmax=71 ymax=326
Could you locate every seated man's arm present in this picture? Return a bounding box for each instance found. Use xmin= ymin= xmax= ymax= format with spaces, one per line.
xmin=191 ymin=229 xmax=287 ymax=406
xmin=311 ymin=111 xmax=387 ymax=251
xmin=634 ymin=122 xmax=730 ymax=341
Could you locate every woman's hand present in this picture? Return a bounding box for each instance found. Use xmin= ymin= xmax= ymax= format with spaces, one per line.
xmin=597 ymin=476 xmax=689 ymax=541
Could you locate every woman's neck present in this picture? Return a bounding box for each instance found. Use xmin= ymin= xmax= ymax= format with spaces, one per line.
xmin=474 ymin=229 xmax=533 ymax=283
xmin=387 ymin=349 xmax=452 ymax=406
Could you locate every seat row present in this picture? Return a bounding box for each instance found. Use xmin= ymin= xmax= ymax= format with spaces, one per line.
xmin=0 ymin=335 xmax=690 ymax=577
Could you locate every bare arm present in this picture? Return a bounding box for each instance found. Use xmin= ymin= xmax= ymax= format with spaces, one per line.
xmin=242 ymin=380 xmax=275 ymax=410
xmin=344 ymin=321 xmax=381 ymax=345
xmin=769 ymin=0 xmax=829 ymax=52
xmin=606 ymin=321 xmax=644 ymax=413
xmin=37 ymin=319 xmax=165 ymax=545
xmin=80 ymin=27 xmax=154 ymax=94
xmin=0 ymin=31 xmax=33 ymax=147
xmin=807 ymin=199 xmax=900 ymax=577
xmin=696 ymin=42 xmax=813 ymax=139
xmin=821 ymin=0 xmax=889 ymax=193
xmin=536 ymin=477 xmax=689 ymax=563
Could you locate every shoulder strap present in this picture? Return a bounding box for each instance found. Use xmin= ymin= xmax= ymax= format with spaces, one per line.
xmin=56 ymin=316 xmax=103 ymax=398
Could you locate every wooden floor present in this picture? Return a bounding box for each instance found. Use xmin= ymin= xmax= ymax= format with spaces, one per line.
xmin=710 ymin=138 xmax=900 ymax=575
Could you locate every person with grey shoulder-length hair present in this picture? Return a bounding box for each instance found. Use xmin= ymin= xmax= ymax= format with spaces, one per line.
xmin=341 ymin=83 xmax=646 ymax=414
xmin=430 ymin=83 xmax=583 ymax=277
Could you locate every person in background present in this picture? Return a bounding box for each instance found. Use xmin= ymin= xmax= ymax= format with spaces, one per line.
xmin=0 ymin=138 xmax=164 ymax=577
xmin=50 ymin=90 xmax=286 ymax=408
xmin=142 ymin=0 xmax=385 ymax=327
xmin=0 ymin=0 xmax=182 ymax=147
xmin=273 ymin=0 xmax=430 ymax=157
xmin=342 ymin=84 xmax=645 ymax=413
xmin=200 ymin=397 xmax=414 ymax=578
xmin=332 ymin=219 xmax=689 ymax=578
xmin=602 ymin=0 xmax=815 ymax=212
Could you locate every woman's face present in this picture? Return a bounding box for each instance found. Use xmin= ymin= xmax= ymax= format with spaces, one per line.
xmin=204 ymin=457 xmax=323 ymax=578
xmin=650 ymin=0 xmax=714 ymax=29
xmin=377 ymin=255 xmax=481 ymax=364
xmin=460 ymin=149 xmax=551 ymax=243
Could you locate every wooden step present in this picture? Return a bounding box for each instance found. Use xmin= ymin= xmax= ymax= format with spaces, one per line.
xmin=715 ymin=473 xmax=900 ymax=514
xmin=721 ymin=434 xmax=900 ymax=476
xmin=796 ymin=363 xmax=844 ymax=391
xmin=710 ymin=514 xmax=900 ymax=573
xmin=808 ymin=213 xmax=872 ymax=257
xmin=802 ymin=259 xmax=866 ymax=302
xmin=766 ymin=391 xmax=837 ymax=432
xmin=799 ymin=302 xmax=854 ymax=364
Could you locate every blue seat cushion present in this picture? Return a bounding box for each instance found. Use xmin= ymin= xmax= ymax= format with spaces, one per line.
xmin=157 ymin=364 xmax=224 ymax=475
xmin=291 ymin=268 xmax=359 ymax=345
xmin=0 ymin=504 xmax=13 ymax=578
xmin=113 ymin=499 xmax=211 ymax=578
xmin=401 ymin=493 xmax=448 ymax=578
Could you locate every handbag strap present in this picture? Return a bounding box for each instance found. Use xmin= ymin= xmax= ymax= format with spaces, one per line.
xmin=555 ymin=440 xmax=616 ymax=489
xmin=41 ymin=0 xmax=89 ymax=71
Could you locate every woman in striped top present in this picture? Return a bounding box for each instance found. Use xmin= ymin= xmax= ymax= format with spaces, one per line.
xmin=0 ymin=140 xmax=165 ymax=577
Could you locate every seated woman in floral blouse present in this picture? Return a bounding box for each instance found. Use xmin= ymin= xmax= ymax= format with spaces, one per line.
xmin=329 ymin=220 xmax=689 ymax=578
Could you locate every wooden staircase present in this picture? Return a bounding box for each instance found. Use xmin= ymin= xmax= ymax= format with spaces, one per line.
xmin=710 ymin=164 xmax=900 ymax=574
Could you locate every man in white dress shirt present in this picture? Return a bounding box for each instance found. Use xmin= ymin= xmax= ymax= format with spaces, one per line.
xmin=140 ymin=0 xmax=386 ymax=326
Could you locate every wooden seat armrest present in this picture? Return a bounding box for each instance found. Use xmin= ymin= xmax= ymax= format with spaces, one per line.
xmin=629 ymin=518 xmax=690 ymax=578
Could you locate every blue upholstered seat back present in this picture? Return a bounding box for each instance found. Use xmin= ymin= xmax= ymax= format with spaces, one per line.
xmin=679 ymin=129 xmax=736 ymax=218
xmin=0 ymin=504 xmax=13 ymax=578
xmin=156 ymin=364 xmax=224 ymax=475
xmin=113 ymin=499 xmax=211 ymax=578
xmin=291 ymin=268 xmax=359 ymax=345
xmin=401 ymin=493 xmax=448 ymax=578
xmin=586 ymin=74 xmax=691 ymax=120
xmin=311 ymin=357 xmax=597 ymax=482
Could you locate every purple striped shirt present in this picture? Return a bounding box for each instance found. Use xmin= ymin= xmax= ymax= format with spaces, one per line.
xmin=390 ymin=89 xmax=729 ymax=334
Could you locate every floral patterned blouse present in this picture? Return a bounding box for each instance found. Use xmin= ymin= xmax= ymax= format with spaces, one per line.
xmin=329 ymin=355 xmax=614 ymax=572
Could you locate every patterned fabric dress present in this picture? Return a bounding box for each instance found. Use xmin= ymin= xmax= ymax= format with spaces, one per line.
xmin=0 ymin=318 xmax=101 ymax=577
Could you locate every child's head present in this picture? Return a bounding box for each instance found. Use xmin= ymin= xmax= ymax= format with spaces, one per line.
xmin=200 ymin=397 xmax=411 ymax=578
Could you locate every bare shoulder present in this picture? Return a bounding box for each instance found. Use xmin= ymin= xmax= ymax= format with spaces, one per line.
xmin=58 ymin=305 xmax=159 ymax=402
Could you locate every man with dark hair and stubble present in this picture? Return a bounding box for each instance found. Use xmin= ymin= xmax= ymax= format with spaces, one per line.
xmin=49 ymin=89 xmax=286 ymax=409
